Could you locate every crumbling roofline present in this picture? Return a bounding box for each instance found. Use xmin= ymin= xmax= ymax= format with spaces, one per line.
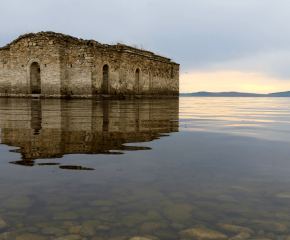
xmin=0 ymin=31 xmax=177 ymax=64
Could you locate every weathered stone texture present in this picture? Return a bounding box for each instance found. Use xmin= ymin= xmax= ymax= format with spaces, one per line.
xmin=0 ymin=31 xmax=179 ymax=98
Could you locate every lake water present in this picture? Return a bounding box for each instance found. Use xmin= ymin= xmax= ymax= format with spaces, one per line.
xmin=1 ymin=97 xmax=290 ymax=240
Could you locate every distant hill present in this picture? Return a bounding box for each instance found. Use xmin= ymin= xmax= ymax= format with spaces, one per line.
xmin=179 ymin=91 xmax=290 ymax=97
xmin=268 ymin=91 xmax=290 ymax=97
xmin=179 ymin=93 xmax=193 ymax=96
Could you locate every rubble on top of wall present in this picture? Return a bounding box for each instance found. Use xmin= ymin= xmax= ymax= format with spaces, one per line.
xmin=0 ymin=31 xmax=178 ymax=65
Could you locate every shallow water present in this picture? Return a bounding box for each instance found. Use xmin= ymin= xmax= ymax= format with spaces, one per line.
xmin=1 ymin=97 xmax=290 ymax=239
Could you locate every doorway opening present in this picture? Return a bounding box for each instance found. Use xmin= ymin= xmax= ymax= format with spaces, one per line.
xmin=30 ymin=62 xmax=41 ymax=94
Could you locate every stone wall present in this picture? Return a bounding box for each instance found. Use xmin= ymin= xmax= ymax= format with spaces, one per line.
xmin=0 ymin=31 xmax=179 ymax=98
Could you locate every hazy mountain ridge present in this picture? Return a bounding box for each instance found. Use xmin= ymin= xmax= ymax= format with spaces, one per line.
xmin=180 ymin=91 xmax=290 ymax=97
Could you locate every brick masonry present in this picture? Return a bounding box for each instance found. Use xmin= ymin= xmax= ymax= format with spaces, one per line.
xmin=0 ymin=31 xmax=179 ymax=99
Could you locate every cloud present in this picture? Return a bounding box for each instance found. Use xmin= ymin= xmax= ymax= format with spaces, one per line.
xmin=193 ymin=50 xmax=290 ymax=80
xmin=1 ymin=0 xmax=290 ymax=85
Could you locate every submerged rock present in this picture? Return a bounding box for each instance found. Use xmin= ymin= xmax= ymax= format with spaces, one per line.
xmin=122 ymin=211 xmax=162 ymax=227
xmin=256 ymin=230 xmax=265 ymax=236
xmin=81 ymin=220 xmax=101 ymax=228
xmin=54 ymin=235 xmax=82 ymax=240
xmin=130 ymin=237 xmax=155 ymax=240
xmin=276 ymin=192 xmax=290 ymax=198
xmin=6 ymin=211 xmax=27 ymax=217
xmin=146 ymin=210 xmax=162 ymax=220
xmin=217 ymin=204 xmax=251 ymax=213
xmin=35 ymin=222 xmax=58 ymax=228
xmin=53 ymin=212 xmax=79 ymax=220
xmin=97 ymin=225 xmax=110 ymax=230
xmin=219 ymin=217 xmax=248 ymax=225
xmin=132 ymin=188 xmax=165 ymax=199
xmin=275 ymin=213 xmax=290 ymax=219
xmin=229 ymin=185 xmax=258 ymax=194
xmin=229 ymin=232 xmax=251 ymax=240
xmin=171 ymin=222 xmax=186 ymax=230
xmin=179 ymin=227 xmax=228 ymax=240
xmin=216 ymin=195 xmax=238 ymax=203
xmin=193 ymin=201 xmax=219 ymax=209
xmin=15 ymin=234 xmax=49 ymax=240
xmin=69 ymin=226 xmax=82 ymax=234
xmin=139 ymin=236 xmax=160 ymax=240
xmin=265 ymin=232 xmax=276 ymax=239
xmin=25 ymin=215 xmax=48 ymax=222
xmin=119 ymin=203 xmax=146 ymax=212
xmin=107 ymin=237 xmax=128 ymax=240
xmin=76 ymin=208 xmax=95 ymax=219
xmin=91 ymin=237 xmax=106 ymax=240
xmin=163 ymin=203 xmax=196 ymax=221
xmin=79 ymin=225 xmax=95 ymax=237
xmin=122 ymin=213 xmax=149 ymax=227
xmin=250 ymin=239 xmax=271 ymax=240
xmin=111 ymin=188 xmax=127 ymax=196
xmin=14 ymin=227 xmax=39 ymax=234
xmin=140 ymin=221 xmax=168 ymax=233
xmin=167 ymin=192 xmax=187 ymax=198
xmin=1 ymin=196 xmax=31 ymax=209
xmin=217 ymin=223 xmax=253 ymax=234
xmin=0 ymin=218 xmax=7 ymax=229
xmin=88 ymin=200 xmax=117 ymax=206
xmin=155 ymin=230 xmax=178 ymax=239
xmin=61 ymin=221 xmax=76 ymax=228
xmin=98 ymin=213 xmax=116 ymax=222
xmin=249 ymin=220 xmax=288 ymax=233
xmin=0 ymin=232 xmax=17 ymax=240
xmin=194 ymin=211 xmax=217 ymax=222
xmin=41 ymin=227 xmax=67 ymax=235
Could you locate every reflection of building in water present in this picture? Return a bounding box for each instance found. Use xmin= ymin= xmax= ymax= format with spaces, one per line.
xmin=0 ymin=98 xmax=178 ymax=169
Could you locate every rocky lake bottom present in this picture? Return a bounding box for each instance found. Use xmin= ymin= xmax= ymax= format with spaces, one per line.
xmin=0 ymin=97 xmax=290 ymax=240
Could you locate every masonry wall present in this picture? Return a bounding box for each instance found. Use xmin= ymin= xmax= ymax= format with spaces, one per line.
xmin=0 ymin=32 xmax=179 ymax=98
xmin=0 ymin=49 xmax=11 ymax=95
xmin=0 ymin=36 xmax=63 ymax=96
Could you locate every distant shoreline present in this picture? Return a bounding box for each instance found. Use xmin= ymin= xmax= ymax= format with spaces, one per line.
xmin=180 ymin=91 xmax=290 ymax=97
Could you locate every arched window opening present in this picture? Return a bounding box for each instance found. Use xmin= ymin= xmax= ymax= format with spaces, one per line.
xmin=30 ymin=62 xmax=41 ymax=94
xmin=135 ymin=69 xmax=140 ymax=94
xmin=103 ymin=64 xmax=109 ymax=94
xmin=171 ymin=66 xmax=174 ymax=79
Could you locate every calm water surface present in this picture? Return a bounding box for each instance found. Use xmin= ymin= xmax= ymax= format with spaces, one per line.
xmin=1 ymin=97 xmax=290 ymax=239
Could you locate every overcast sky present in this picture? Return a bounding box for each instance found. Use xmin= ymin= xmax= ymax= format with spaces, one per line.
xmin=1 ymin=0 xmax=289 ymax=93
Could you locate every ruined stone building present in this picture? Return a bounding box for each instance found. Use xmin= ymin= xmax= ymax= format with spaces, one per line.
xmin=0 ymin=98 xmax=179 ymax=168
xmin=0 ymin=31 xmax=179 ymax=98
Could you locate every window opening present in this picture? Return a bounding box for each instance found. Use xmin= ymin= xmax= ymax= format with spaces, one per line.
xmin=135 ymin=69 xmax=140 ymax=94
xmin=103 ymin=64 xmax=109 ymax=94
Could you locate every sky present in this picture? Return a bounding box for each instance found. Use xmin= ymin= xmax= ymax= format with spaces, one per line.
xmin=1 ymin=0 xmax=290 ymax=94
